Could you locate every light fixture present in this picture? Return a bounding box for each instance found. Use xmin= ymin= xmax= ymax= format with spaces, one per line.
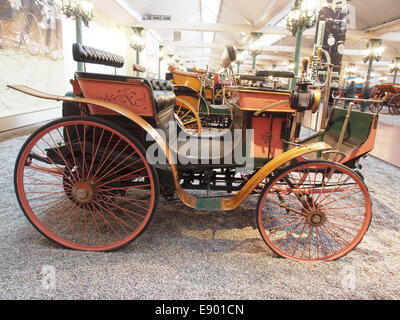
xmin=61 ymin=0 xmax=94 ymax=27
xmin=249 ymin=33 xmax=263 ymax=57
xmin=235 ymin=49 xmax=246 ymax=73
xmin=363 ymin=38 xmax=384 ymax=82
xmin=166 ymin=54 xmax=174 ymax=66
xmin=287 ymin=60 xmax=295 ymax=71
xmin=345 ymin=63 xmax=356 ymax=78
xmin=131 ymin=27 xmax=145 ymax=52
xmin=390 ymin=57 xmax=400 ymax=73
xmin=363 ymin=38 xmax=384 ymax=64
xmin=390 ymin=56 xmax=400 ymax=82
xmin=286 ymin=0 xmax=318 ymax=89
xmin=249 ymin=32 xmax=263 ymax=70
xmin=286 ymin=0 xmax=318 ymax=36
xmin=370 ymin=70 xmax=377 ymax=78
xmin=379 ymin=76 xmax=388 ymax=83
xmin=236 ymin=49 xmax=246 ymax=65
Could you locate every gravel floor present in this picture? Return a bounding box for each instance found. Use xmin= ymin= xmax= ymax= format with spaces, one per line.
xmin=0 ymin=125 xmax=399 ymax=300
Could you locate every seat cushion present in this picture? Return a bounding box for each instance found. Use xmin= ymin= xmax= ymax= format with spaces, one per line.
xmin=149 ymin=79 xmax=176 ymax=112
xmin=153 ymin=90 xmax=176 ymax=112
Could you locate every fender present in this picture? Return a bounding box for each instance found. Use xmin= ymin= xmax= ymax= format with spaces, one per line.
xmin=192 ymin=142 xmax=332 ymax=211
xmin=8 ymin=84 xmax=197 ymax=208
xmin=8 ymin=85 xmax=330 ymax=211
xmin=219 ymin=142 xmax=331 ymax=211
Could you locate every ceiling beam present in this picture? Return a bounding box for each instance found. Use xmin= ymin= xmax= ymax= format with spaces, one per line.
xmin=130 ymin=20 xmax=296 ymax=36
xmin=367 ymin=17 xmax=400 ymax=36
xmin=162 ymin=40 xmax=299 ymax=52
xmin=128 ymin=20 xmax=400 ymax=45
xmin=162 ymin=40 xmax=399 ymax=56
xmin=122 ymin=19 xmax=400 ymax=43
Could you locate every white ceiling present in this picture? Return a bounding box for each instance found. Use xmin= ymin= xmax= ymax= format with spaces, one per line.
xmin=94 ymin=0 xmax=400 ymax=77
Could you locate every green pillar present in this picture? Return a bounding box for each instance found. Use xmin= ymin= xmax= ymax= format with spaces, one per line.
xmin=136 ymin=49 xmax=140 ymax=77
xmin=158 ymin=58 xmax=161 ymax=80
xmin=366 ymin=59 xmax=373 ymax=82
xmin=76 ymin=16 xmax=83 ymax=71
xmin=252 ymin=54 xmax=257 ymax=70
xmin=237 ymin=63 xmax=240 ymax=74
xmin=394 ymin=70 xmax=398 ymax=83
xmin=290 ymin=25 xmax=305 ymax=89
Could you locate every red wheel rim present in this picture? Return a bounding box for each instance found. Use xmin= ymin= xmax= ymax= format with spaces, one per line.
xmin=257 ymin=161 xmax=372 ymax=261
xmin=15 ymin=118 xmax=157 ymax=251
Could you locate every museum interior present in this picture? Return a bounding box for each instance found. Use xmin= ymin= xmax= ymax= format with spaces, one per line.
xmin=1 ymin=0 xmax=400 ymax=300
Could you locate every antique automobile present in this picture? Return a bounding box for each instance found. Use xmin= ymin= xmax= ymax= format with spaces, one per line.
xmin=8 ymin=43 xmax=373 ymax=262
xmin=192 ymin=65 xmax=224 ymax=104
xmin=169 ymin=47 xmax=238 ymax=131
xmin=172 ymin=65 xmax=224 ymax=105
xmin=369 ymin=83 xmax=400 ymax=114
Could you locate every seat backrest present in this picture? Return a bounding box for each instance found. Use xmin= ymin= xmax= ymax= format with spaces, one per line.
xmin=170 ymin=66 xmax=203 ymax=92
xmin=255 ymin=70 xmax=295 ymax=78
xmin=221 ymin=45 xmax=237 ymax=68
xmin=73 ymin=43 xmax=125 ymax=68
xmin=327 ymin=107 xmax=374 ymax=145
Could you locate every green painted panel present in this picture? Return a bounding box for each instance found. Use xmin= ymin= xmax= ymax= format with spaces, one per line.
xmin=195 ymin=198 xmax=222 ymax=211
xmin=327 ymin=108 xmax=373 ymax=144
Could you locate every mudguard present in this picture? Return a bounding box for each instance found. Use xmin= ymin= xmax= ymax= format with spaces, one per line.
xmin=8 ymin=85 xmax=331 ymax=211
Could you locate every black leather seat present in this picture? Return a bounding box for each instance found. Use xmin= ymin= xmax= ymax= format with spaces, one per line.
xmin=73 ymin=43 xmax=125 ymax=68
xmin=149 ymin=79 xmax=176 ymax=112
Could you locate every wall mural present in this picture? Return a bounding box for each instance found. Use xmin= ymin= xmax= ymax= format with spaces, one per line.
xmin=312 ymin=0 xmax=350 ymax=85
xmin=0 ymin=0 xmax=65 ymax=119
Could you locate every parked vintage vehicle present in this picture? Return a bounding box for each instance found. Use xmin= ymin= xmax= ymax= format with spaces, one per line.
xmin=369 ymin=83 xmax=400 ymax=114
xmin=9 ymin=43 xmax=373 ymax=261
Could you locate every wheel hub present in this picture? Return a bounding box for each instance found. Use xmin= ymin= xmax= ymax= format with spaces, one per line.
xmin=72 ymin=183 xmax=95 ymax=204
xmin=307 ymin=210 xmax=326 ymax=226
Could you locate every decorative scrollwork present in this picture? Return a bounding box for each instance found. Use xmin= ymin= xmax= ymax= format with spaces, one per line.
xmin=98 ymin=88 xmax=146 ymax=109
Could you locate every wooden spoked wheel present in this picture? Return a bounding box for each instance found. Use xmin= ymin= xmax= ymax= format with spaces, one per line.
xmin=388 ymin=94 xmax=400 ymax=115
xmin=46 ymin=30 xmax=60 ymax=61
xmin=257 ymin=160 xmax=372 ymax=261
xmin=368 ymin=102 xmax=383 ymax=113
xmin=15 ymin=116 xmax=159 ymax=251
xmin=22 ymin=13 xmax=42 ymax=56
xmin=0 ymin=20 xmax=4 ymax=49
xmin=4 ymin=18 xmax=23 ymax=48
xmin=174 ymin=97 xmax=202 ymax=135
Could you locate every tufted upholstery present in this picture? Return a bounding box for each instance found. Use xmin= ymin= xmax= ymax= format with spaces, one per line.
xmin=149 ymin=79 xmax=176 ymax=112
xmin=73 ymin=43 xmax=125 ymax=68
